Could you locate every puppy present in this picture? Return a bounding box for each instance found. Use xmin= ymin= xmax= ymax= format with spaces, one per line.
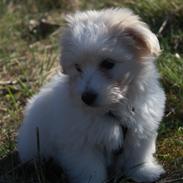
xmin=17 ymin=8 xmax=166 ymax=183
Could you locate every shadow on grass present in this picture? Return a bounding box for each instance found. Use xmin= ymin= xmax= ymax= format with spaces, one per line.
xmin=0 ymin=151 xmax=183 ymax=183
xmin=0 ymin=151 xmax=67 ymax=183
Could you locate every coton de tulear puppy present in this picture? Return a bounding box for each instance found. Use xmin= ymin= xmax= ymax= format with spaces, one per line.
xmin=17 ymin=8 xmax=166 ymax=183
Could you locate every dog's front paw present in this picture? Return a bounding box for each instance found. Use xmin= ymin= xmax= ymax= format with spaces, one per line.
xmin=127 ymin=163 xmax=165 ymax=183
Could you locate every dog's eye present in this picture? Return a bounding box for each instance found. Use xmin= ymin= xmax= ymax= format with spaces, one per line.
xmin=100 ymin=59 xmax=115 ymax=70
xmin=74 ymin=64 xmax=82 ymax=73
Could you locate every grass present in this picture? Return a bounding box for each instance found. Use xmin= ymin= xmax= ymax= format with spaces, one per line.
xmin=0 ymin=0 xmax=183 ymax=182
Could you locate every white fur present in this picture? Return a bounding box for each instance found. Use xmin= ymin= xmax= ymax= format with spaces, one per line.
xmin=17 ymin=8 xmax=166 ymax=183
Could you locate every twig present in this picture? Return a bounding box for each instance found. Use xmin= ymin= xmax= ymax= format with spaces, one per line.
xmin=36 ymin=127 xmax=41 ymax=162
xmin=0 ymin=80 xmax=17 ymax=86
xmin=33 ymin=160 xmax=43 ymax=183
xmin=158 ymin=17 xmax=169 ymax=35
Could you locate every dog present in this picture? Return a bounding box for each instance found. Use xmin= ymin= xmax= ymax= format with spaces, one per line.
xmin=17 ymin=8 xmax=166 ymax=183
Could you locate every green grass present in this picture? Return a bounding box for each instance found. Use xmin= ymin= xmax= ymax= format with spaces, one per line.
xmin=0 ymin=0 xmax=183 ymax=182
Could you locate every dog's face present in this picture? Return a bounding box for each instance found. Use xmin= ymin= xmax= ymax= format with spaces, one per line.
xmin=60 ymin=8 xmax=160 ymax=109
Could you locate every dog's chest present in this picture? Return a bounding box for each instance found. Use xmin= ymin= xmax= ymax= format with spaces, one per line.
xmin=85 ymin=116 xmax=124 ymax=153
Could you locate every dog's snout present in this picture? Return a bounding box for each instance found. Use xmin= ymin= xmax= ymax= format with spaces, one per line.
xmin=81 ymin=91 xmax=97 ymax=106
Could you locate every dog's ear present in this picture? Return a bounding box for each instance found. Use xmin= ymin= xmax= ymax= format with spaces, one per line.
xmin=123 ymin=25 xmax=161 ymax=58
xmin=60 ymin=55 xmax=69 ymax=74
xmin=61 ymin=65 xmax=66 ymax=74
xmin=59 ymin=45 xmax=67 ymax=74
xmin=60 ymin=48 xmax=69 ymax=75
xmin=105 ymin=8 xmax=160 ymax=59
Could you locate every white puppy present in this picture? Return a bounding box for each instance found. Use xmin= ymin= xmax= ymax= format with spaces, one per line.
xmin=17 ymin=8 xmax=166 ymax=183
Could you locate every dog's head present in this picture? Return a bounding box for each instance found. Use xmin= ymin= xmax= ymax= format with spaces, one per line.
xmin=60 ymin=8 xmax=160 ymax=109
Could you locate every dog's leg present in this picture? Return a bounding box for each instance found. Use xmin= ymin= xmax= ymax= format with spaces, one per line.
xmin=58 ymin=147 xmax=107 ymax=183
xmin=118 ymin=129 xmax=165 ymax=182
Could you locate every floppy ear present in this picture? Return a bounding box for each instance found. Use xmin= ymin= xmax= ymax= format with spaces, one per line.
xmin=61 ymin=64 xmax=67 ymax=74
xmin=124 ymin=25 xmax=160 ymax=58
xmin=59 ymin=24 xmax=73 ymax=75
xmin=59 ymin=45 xmax=67 ymax=74
xmin=60 ymin=53 xmax=69 ymax=74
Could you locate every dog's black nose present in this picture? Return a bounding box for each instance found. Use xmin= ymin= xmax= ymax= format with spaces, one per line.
xmin=81 ymin=91 xmax=97 ymax=106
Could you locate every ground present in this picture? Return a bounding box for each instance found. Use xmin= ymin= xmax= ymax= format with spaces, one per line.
xmin=0 ymin=0 xmax=182 ymax=182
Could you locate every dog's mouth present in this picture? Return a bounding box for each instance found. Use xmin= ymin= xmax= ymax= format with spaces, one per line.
xmin=80 ymin=92 xmax=124 ymax=108
xmin=81 ymin=101 xmax=102 ymax=109
xmin=80 ymin=98 xmax=122 ymax=118
xmin=80 ymin=101 xmax=110 ymax=116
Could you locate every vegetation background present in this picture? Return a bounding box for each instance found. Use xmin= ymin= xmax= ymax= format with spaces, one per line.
xmin=0 ymin=0 xmax=182 ymax=182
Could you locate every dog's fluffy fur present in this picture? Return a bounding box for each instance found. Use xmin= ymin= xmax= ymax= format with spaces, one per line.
xmin=17 ymin=8 xmax=166 ymax=183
